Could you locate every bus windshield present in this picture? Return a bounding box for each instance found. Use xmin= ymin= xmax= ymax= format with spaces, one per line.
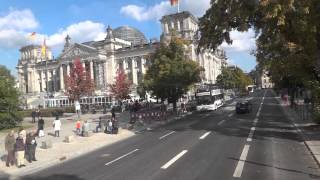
xmin=196 ymin=95 xmax=212 ymax=105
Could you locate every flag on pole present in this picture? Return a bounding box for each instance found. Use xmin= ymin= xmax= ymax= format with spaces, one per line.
xmin=170 ymin=0 xmax=179 ymax=6
xmin=28 ymin=32 xmax=36 ymax=41
xmin=41 ymin=39 xmax=47 ymax=58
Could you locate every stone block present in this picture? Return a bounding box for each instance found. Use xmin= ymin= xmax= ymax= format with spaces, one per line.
xmin=64 ymin=135 xmax=74 ymax=143
xmin=83 ymin=131 xmax=93 ymax=137
xmin=41 ymin=140 xmax=52 ymax=149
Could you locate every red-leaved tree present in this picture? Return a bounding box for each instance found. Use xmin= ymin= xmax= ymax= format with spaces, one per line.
xmin=109 ymin=68 xmax=132 ymax=100
xmin=65 ymin=58 xmax=95 ymax=101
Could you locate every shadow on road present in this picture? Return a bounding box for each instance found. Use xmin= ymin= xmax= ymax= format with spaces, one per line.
xmin=19 ymin=174 xmax=85 ymax=180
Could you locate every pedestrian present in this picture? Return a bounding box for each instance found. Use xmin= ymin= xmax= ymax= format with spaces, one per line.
xmin=112 ymin=118 xmax=118 ymax=134
xmin=25 ymin=130 xmax=37 ymax=163
xmin=31 ymin=110 xmax=36 ymax=123
xmin=15 ymin=132 xmax=26 ymax=168
xmin=106 ymin=120 xmax=113 ymax=134
xmin=36 ymin=109 xmax=40 ymax=121
xmin=111 ymin=106 xmax=116 ymax=119
xmin=37 ymin=117 xmax=45 ymax=137
xmin=76 ymin=120 xmax=81 ymax=135
xmin=18 ymin=127 xmax=26 ymax=144
xmin=52 ymin=117 xmax=61 ymax=137
xmin=4 ymin=130 xmax=15 ymax=167
xmin=82 ymin=120 xmax=90 ymax=136
xmin=95 ymin=117 xmax=104 ymax=133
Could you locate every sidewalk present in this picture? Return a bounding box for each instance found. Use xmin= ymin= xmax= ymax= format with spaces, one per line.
xmin=0 ymin=112 xmax=135 ymax=179
xmin=274 ymin=91 xmax=320 ymax=167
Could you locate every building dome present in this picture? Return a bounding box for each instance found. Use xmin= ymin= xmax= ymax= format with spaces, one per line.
xmin=113 ymin=26 xmax=148 ymax=45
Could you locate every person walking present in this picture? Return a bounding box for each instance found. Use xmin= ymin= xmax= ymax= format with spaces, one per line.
xmin=111 ymin=107 xmax=116 ymax=119
xmin=76 ymin=120 xmax=81 ymax=135
xmin=4 ymin=130 xmax=15 ymax=167
xmin=52 ymin=117 xmax=61 ymax=137
xmin=25 ymin=130 xmax=37 ymax=163
xmin=31 ymin=110 xmax=36 ymax=123
xmin=82 ymin=120 xmax=90 ymax=136
xmin=15 ymin=132 xmax=26 ymax=168
xmin=18 ymin=127 xmax=26 ymax=144
xmin=37 ymin=117 xmax=45 ymax=137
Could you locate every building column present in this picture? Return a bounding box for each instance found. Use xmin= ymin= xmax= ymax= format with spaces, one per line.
xmin=41 ymin=71 xmax=46 ymax=92
xmin=131 ymin=57 xmax=138 ymax=85
xmin=67 ymin=64 xmax=70 ymax=76
xmin=141 ymin=57 xmax=146 ymax=74
xmin=90 ymin=61 xmax=94 ymax=80
xmin=60 ymin=65 xmax=64 ymax=90
xmin=52 ymin=69 xmax=56 ymax=92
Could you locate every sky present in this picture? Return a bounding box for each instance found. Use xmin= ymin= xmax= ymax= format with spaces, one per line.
xmin=0 ymin=0 xmax=257 ymax=76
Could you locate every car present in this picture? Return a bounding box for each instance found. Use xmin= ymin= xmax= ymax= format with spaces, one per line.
xmin=236 ymin=100 xmax=252 ymax=114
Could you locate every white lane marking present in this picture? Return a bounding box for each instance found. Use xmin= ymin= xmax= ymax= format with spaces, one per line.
xmin=159 ymin=131 xmax=175 ymax=140
xmin=218 ymin=120 xmax=226 ymax=126
xmin=233 ymin=144 xmax=250 ymax=177
xmin=228 ymin=113 xmax=233 ymax=117
xmin=161 ymin=150 xmax=188 ymax=169
xmin=247 ymin=127 xmax=256 ymax=142
xmin=199 ymin=131 xmax=211 ymax=140
xmin=105 ymin=149 xmax=139 ymax=166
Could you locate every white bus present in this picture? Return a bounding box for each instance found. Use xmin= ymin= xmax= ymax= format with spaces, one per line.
xmin=195 ymin=86 xmax=224 ymax=111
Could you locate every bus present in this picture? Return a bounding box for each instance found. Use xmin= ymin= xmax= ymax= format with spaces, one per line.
xmin=246 ymin=85 xmax=256 ymax=93
xmin=195 ymin=85 xmax=224 ymax=111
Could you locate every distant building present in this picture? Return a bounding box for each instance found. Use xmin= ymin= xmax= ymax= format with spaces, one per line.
xmin=17 ymin=11 xmax=227 ymax=109
xmin=259 ymin=70 xmax=274 ymax=89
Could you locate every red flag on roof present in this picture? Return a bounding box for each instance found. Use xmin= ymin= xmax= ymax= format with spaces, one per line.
xmin=170 ymin=0 xmax=179 ymax=6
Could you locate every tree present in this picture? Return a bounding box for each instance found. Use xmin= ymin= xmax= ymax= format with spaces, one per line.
xmin=0 ymin=65 xmax=21 ymax=129
xmin=64 ymin=58 xmax=94 ymax=101
xmin=108 ymin=68 xmax=132 ymax=101
xmin=198 ymin=0 xmax=320 ymax=117
xmin=144 ymin=36 xmax=202 ymax=111
xmin=217 ymin=66 xmax=252 ymax=91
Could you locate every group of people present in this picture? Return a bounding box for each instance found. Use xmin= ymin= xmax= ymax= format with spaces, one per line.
xmin=75 ymin=117 xmax=119 ymax=136
xmin=31 ymin=109 xmax=41 ymax=123
xmin=4 ymin=128 xmax=37 ymax=168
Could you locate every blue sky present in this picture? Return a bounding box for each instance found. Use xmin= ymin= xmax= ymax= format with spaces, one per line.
xmin=0 ymin=0 xmax=256 ymax=76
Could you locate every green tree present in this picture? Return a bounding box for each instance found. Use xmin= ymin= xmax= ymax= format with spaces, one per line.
xmin=144 ymin=37 xmax=202 ymax=111
xmin=0 ymin=65 xmax=21 ymax=129
xmin=217 ymin=66 xmax=252 ymax=91
xmin=198 ymin=0 xmax=320 ymax=116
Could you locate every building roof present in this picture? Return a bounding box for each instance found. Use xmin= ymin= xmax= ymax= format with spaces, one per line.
xmin=113 ymin=26 xmax=148 ymax=45
xmin=160 ymin=11 xmax=198 ymax=23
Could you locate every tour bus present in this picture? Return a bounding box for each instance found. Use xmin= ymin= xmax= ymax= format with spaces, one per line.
xmin=195 ymin=85 xmax=224 ymax=111
xmin=246 ymin=85 xmax=256 ymax=93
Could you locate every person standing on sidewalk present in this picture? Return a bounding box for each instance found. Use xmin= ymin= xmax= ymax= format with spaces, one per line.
xmin=15 ymin=132 xmax=26 ymax=168
xmin=4 ymin=130 xmax=15 ymax=167
xmin=76 ymin=120 xmax=81 ymax=135
xmin=37 ymin=117 xmax=45 ymax=137
xmin=36 ymin=109 xmax=40 ymax=121
xmin=31 ymin=110 xmax=36 ymax=123
xmin=25 ymin=130 xmax=37 ymax=163
xmin=111 ymin=107 xmax=116 ymax=119
xmin=53 ymin=117 xmax=61 ymax=137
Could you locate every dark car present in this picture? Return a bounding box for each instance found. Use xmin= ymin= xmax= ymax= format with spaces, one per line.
xmin=236 ymin=100 xmax=252 ymax=114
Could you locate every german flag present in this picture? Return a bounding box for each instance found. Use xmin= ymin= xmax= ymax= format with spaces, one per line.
xmin=170 ymin=0 xmax=179 ymax=6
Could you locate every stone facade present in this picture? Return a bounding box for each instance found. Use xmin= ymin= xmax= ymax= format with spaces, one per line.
xmin=17 ymin=11 xmax=227 ymax=109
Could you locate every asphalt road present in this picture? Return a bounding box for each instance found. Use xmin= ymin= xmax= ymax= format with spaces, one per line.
xmin=16 ymin=89 xmax=320 ymax=180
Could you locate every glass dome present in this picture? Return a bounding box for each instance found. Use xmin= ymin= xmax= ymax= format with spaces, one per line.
xmin=113 ymin=26 xmax=148 ymax=45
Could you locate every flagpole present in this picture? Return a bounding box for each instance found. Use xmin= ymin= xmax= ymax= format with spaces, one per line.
xmin=177 ymin=0 xmax=180 ymax=13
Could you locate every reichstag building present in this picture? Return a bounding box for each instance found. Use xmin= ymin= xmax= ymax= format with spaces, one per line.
xmin=16 ymin=11 xmax=227 ymax=109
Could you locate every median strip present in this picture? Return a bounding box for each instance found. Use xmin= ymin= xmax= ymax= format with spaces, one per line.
xmin=105 ymin=149 xmax=139 ymax=166
xmin=161 ymin=150 xmax=188 ymax=169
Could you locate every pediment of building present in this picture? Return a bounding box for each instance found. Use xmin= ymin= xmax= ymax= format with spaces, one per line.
xmin=58 ymin=43 xmax=99 ymax=61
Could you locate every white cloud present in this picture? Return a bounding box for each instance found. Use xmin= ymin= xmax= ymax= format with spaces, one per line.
xmin=0 ymin=8 xmax=38 ymax=30
xmin=221 ymin=29 xmax=256 ymax=52
xmin=120 ymin=0 xmax=210 ymax=21
xmin=45 ymin=21 xmax=106 ymax=48
xmin=0 ymin=8 xmax=39 ymax=49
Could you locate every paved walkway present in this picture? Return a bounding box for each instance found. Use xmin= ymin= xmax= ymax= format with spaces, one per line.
xmin=274 ymin=91 xmax=320 ymax=167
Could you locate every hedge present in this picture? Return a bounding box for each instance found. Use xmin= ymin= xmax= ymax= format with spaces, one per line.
xmin=18 ymin=107 xmax=76 ymax=118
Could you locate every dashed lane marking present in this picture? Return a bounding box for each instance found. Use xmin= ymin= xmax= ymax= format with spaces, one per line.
xmin=159 ymin=131 xmax=175 ymax=140
xmin=161 ymin=150 xmax=188 ymax=169
xmin=199 ymin=131 xmax=211 ymax=140
xmin=233 ymin=144 xmax=250 ymax=178
xmin=218 ymin=120 xmax=226 ymax=126
xmin=105 ymin=149 xmax=139 ymax=166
